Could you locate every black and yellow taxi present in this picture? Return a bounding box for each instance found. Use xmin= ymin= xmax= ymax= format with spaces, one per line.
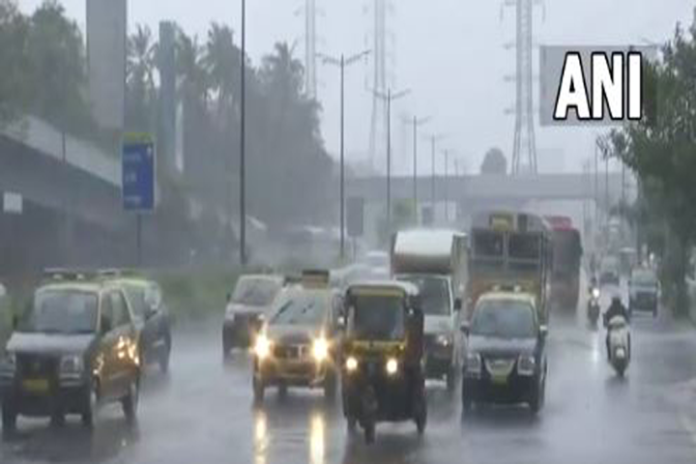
xmin=251 ymin=270 xmax=342 ymax=402
xmin=101 ymin=271 xmax=173 ymax=373
xmin=0 ymin=270 xmax=141 ymax=432
xmin=223 ymin=274 xmax=285 ymax=356
xmin=461 ymin=289 xmax=548 ymax=414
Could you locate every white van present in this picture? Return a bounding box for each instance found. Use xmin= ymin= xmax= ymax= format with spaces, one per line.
xmin=391 ymin=229 xmax=468 ymax=391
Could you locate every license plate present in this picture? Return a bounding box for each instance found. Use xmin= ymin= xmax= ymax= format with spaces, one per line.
xmin=23 ymin=378 xmax=50 ymax=394
xmin=491 ymin=375 xmax=508 ymax=386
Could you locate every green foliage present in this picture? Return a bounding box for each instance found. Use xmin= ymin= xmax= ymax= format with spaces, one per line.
xmin=152 ymin=269 xmax=240 ymax=322
xmin=481 ymin=147 xmax=507 ymax=175
xmin=0 ymin=0 xmax=94 ymax=134
xmin=0 ymin=3 xmax=336 ymax=238
xmin=609 ymin=13 xmax=696 ymax=315
xmin=0 ymin=0 xmax=29 ymax=127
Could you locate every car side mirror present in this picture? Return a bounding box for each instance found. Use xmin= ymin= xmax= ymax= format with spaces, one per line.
xmin=101 ymin=316 xmax=113 ymax=335
xmin=145 ymin=305 xmax=157 ymax=320
xmin=454 ymin=298 xmax=463 ymax=312
xmin=460 ymin=321 xmax=470 ymax=335
xmin=539 ymin=325 xmax=548 ymax=338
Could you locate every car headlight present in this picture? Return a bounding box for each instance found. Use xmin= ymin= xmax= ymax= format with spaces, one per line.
xmin=345 ymin=356 xmax=358 ymax=372
xmin=60 ymin=355 xmax=84 ymax=374
xmin=517 ymin=354 xmax=536 ymax=376
xmin=254 ymin=334 xmax=272 ymax=359
xmin=465 ymin=352 xmax=482 ymax=375
xmin=386 ymin=358 xmax=399 ymax=376
xmin=436 ymin=334 xmax=452 ymax=347
xmin=312 ymin=337 xmax=329 ymax=362
xmin=592 ymin=288 xmax=600 ymax=299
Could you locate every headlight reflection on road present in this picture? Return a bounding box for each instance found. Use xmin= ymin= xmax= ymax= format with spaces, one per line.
xmin=254 ymin=410 xmax=268 ymax=464
xmin=309 ymin=413 xmax=325 ymax=464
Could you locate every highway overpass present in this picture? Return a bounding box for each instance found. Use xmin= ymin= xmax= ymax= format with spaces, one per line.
xmin=346 ymin=172 xmax=624 ymax=205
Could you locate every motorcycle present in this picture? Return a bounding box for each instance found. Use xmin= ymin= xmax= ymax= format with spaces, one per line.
xmin=587 ymin=288 xmax=601 ymax=327
xmin=605 ymin=314 xmax=631 ymax=377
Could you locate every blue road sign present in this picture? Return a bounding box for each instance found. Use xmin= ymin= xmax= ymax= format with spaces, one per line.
xmin=122 ymin=134 xmax=156 ymax=212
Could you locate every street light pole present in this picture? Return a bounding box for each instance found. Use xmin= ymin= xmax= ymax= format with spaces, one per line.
xmin=411 ymin=116 xmax=431 ymax=221
xmin=239 ymin=0 xmax=247 ymax=266
xmin=371 ymin=87 xmax=410 ymax=234
xmin=425 ymin=133 xmax=446 ymax=223
xmin=318 ymin=50 xmax=370 ymax=260
xmin=443 ymin=149 xmax=450 ymax=222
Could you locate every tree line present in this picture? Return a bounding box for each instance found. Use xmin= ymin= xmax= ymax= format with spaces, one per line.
xmin=608 ymin=10 xmax=696 ymax=315
xmin=0 ymin=0 xmax=336 ymax=242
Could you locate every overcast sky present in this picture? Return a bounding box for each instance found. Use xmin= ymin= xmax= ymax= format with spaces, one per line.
xmin=18 ymin=0 xmax=696 ymax=175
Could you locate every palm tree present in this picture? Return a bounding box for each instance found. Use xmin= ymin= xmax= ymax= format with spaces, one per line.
xmin=176 ymin=30 xmax=209 ymax=109
xmin=204 ymin=23 xmax=239 ymax=120
xmin=126 ymin=24 xmax=156 ymax=130
xmin=127 ymin=24 xmax=156 ymax=91
xmin=261 ymin=42 xmax=304 ymax=111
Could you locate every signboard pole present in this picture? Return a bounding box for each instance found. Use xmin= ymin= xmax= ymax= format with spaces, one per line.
xmin=136 ymin=215 xmax=143 ymax=267
xmin=122 ymin=133 xmax=156 ymax=268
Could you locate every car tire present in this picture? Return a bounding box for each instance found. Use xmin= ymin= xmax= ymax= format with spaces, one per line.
xmin=529 ymin=378 xmax=545 ymax=414
xmin=461 ymin=384 xmax=473 ymax=413
xmin=82 ymin=380 xmax=99 ymax=429
xmin=364 ymin=422 xmax=375 ymax=445
xmin=323 ymin=371 xmax=338 ymax=401
xmin=346 ymin=417 xmax=357 ymax=433
xmin=159 ymin=336 xmax=171 ymax=373
xmin=415 ymin=408 xmax=427 ymax=435
xmin=122 ymin=377 xmax=140 ymax=423
xmin=253 ymin=377 xmax=265 ymax=404
xmin=446 ymin=368 xmax=457 ymax=393
xmin=50 ymin=411 xmax=65 ymax=428
xmin=2 ymin=405 xmax=17 ymax=434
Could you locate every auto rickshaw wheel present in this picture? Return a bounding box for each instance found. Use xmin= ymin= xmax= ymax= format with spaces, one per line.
xmin=346 ymin=417 xmax=357 ymax=433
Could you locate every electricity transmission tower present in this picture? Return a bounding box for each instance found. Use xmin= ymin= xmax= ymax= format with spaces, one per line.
xmin=504 ymin=0 xmax=541 ymax=175
xmin=303 ymin=0 xmax=318 ymax=99
xmin=367 ymin=0 xmax=393 ymax=170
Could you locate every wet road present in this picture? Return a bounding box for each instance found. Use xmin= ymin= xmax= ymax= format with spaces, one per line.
xmin=2 ymin=301 xmax=696 ymax=464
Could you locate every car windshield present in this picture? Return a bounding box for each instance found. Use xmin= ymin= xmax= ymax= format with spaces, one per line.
xmin=364 ymin=252 xmax=389 ymax=269
xmin=270 ymin=291 xmax=328 ymax=326
xmin=348 ymin=293 xmax=405 ymax=341
xmin=232 ymin=278 xmax=281 ymax=306
xmin=632 ymin=271 xmax=657 ymax=287
xmin=397 ymin=276 xmax=450 ymax=316
xmin=601 ymin=257 xmax=619 ymax=272
xmin=19 ymin=290 xmax=98 ymax=334
xmin=471 ymin=299 xmax=536 ymax=339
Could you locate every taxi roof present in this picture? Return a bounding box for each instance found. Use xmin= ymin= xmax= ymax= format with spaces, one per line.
xmin=347 ymin=280 xmax=419 ymax=297
xmin=477 ymin=290 xmax=537 ymax=306
xmin=37 ymin=281 xmax=112 ymax=294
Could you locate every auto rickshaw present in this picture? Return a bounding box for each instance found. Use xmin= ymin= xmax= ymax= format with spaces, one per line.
xmin=340 ymin=281 xmax=427 ymax=444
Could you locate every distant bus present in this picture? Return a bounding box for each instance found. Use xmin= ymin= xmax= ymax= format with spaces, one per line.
xmin=545 ymin=216 xmax=583 ymax=311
